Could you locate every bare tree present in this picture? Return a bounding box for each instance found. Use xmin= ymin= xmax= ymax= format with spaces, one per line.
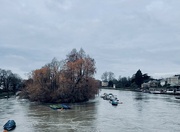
xmin=101 ymin=72 xmax=108 ymax=81
xmin=101 ymin=71 xmax=115 ymax=81
xmin=108 ymin=71 xmax=115 ymax=81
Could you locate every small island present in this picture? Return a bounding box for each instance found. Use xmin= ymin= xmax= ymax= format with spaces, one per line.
xmin=20 ymin=48 xmax=99 ymax=103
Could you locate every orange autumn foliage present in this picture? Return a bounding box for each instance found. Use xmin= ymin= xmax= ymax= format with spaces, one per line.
xmin=21 ymin=49 xmax=99 ymax=103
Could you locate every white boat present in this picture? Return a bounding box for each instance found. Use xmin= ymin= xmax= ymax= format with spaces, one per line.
xmin=175 ymin=90 xmax=180 ymax=95
xmin=166 ymin=89 xmax=174 ymax=94
xmin=150 ymin=91 xmax=161 ymax=94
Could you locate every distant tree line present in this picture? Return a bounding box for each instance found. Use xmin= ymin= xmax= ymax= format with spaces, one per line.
xmin=101 ymin=69 xmax=152 ymax=88
xmin=20 ymin=48 xmax=99 ymax=103
xmin=0 ymin=69 xmax=22 ymax=96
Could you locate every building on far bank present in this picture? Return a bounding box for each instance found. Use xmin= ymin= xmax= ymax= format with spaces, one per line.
xmin=166 ymin=75 xmax=180 ymax=87
xmin=101 ymin=81 xmax=108 ymax=87
xmin=141 ymin=80 xmax=159 ymax=88
xmin=141 ymin=82 xmax=150 ymax=88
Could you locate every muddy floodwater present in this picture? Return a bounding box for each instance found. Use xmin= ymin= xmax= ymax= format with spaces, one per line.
xmin=1 ymin=89 xmax=180 ymax=132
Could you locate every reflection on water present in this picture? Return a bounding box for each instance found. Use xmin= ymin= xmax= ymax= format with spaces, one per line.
xmin=1 ymin=89 xmax=180 ymax=132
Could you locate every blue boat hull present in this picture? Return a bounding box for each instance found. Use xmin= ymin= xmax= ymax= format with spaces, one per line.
xmin=111 ymin=100 xmax=118 ymax=106
xmin=3 ymin=120 xmax=16 ymax=131
xmin=61 ymin=104 xmax=71 ymax=109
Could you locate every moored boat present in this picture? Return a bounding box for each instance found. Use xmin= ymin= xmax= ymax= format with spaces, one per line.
xmin=3 ymin=120 xmax=16 ymax=131
xmin=150 ymin=91 xmax=161 ymax=94
xmin=50 ymin=104 xmax=62 ymax=109
xmin=50 ymin=104 xmax=71 ymax=110
xmin=166 ymin=89 xmax=174 ymax=94
xmin=175 ymin=90 xmax=180 ymax=95
xmin=175 ymin=96 xmax=180 ymax=99
xmin=61 ymin=104 xmax=71 ymax=109
xmin=111 ymin=99 xmax=119 ymax=106
xmin=100 ymin=93 xmax=107 ymax=98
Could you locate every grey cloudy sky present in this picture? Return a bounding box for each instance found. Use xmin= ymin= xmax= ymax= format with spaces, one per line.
xmin=0 ymin=0 xmax=180 ymax=80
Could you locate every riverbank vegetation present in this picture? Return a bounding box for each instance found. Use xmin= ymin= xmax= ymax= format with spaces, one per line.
xmin=20 ymin=48 xmax=99 ymax=103
xmin=101 ymin=69 xmax=154 ymax=89
xmin=0 ymin=69 xmax=22 ymax=97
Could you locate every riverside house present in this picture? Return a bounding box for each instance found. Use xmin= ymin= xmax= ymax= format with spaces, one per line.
xmin=166 ymin=75 xmax=180 ymax=87
xmin=141 ymin=79 xmax=160 ymax=88
xmin=166 ymin=75 xmax=180 ymax=94
xmin=101 ymin=81 xmax=108 ymax=87
xmin=141 ymin=75 xmax=180 ymax=94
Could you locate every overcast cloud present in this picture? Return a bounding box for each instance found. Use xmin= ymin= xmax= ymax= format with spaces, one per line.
xmin=0 ymin=0 xmax=180 ymax=80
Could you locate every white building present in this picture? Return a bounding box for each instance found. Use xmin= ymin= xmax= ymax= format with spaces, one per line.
xmin=101 ymin=81 xmax=108 ymax=87
xmin=166 ymin=75 xmax=180 ymax=87
xmin=141 ymin=80 xmax=159 ymax=88
xmin=141 ymin=82 xmax=150 ymax=88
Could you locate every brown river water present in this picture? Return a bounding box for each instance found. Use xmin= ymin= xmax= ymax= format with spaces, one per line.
xmin=1 ymin=89 xmax=180 ymax=132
